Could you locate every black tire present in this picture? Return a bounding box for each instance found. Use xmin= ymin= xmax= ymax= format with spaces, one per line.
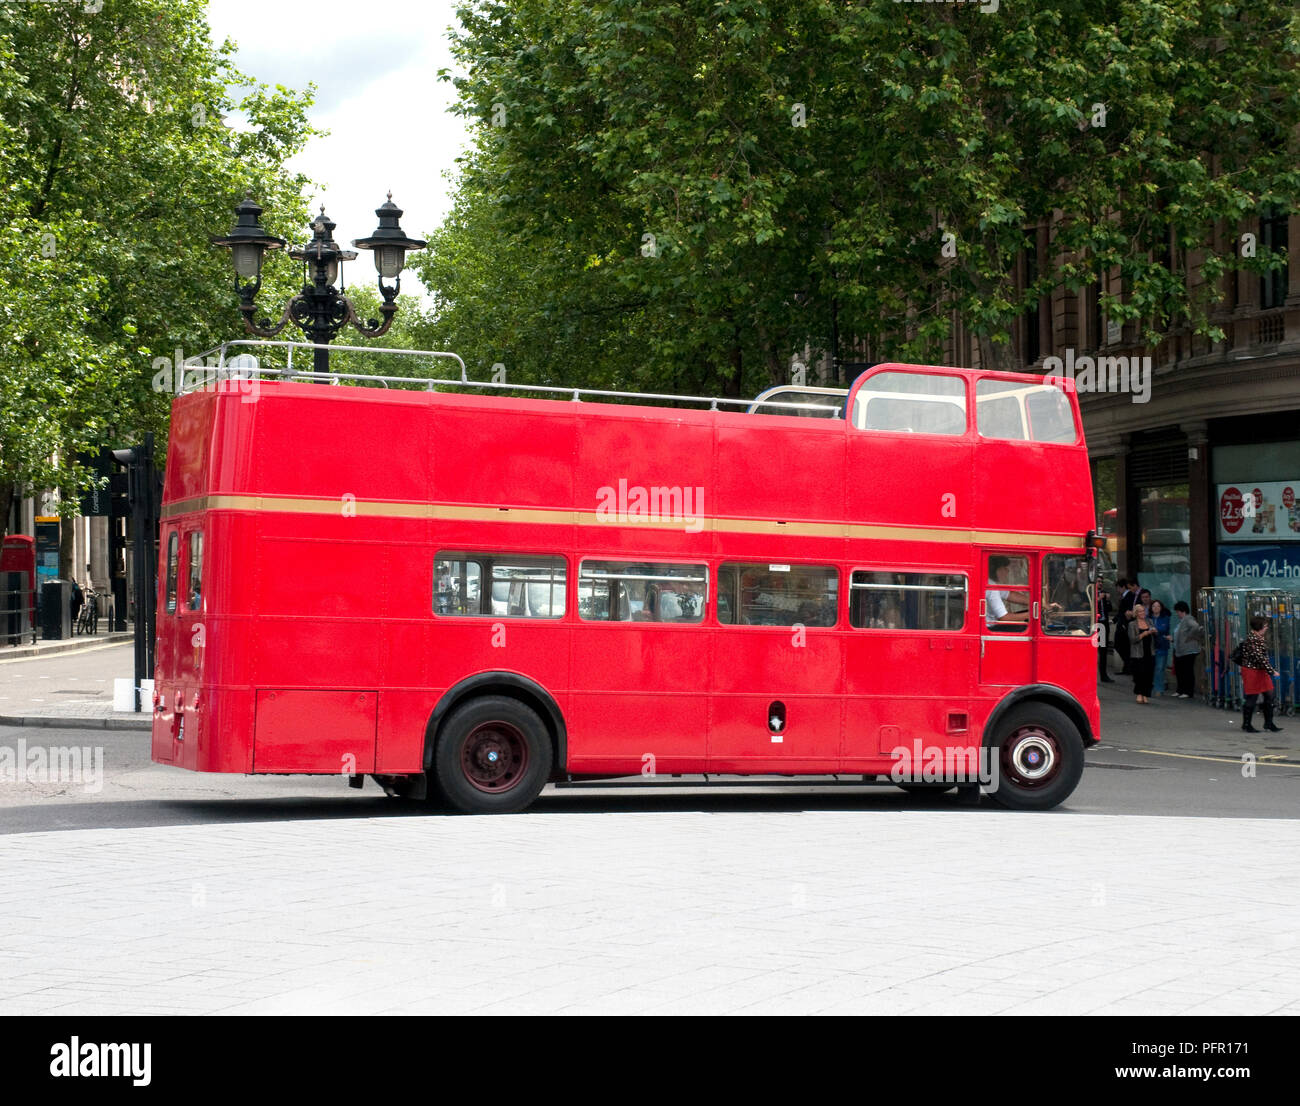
xmin=986 ymin=702 xmax=1084 ymax=811
xmin=433 ymin=696 xmax=553 ymax=814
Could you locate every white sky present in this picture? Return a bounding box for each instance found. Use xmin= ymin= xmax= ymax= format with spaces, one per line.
xmin=206 ymin=0 xmax=472 ymax=260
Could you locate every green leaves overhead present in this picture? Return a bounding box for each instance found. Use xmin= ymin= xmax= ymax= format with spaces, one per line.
xmin=422 ymin=0 xmax=1300 ymax=390
xmin=0 ymin=0 xmax=316 ymax=524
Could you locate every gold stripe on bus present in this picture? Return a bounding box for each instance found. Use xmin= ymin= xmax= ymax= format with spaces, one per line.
xmin=161 ymin=494 xmax=1083 ymax=549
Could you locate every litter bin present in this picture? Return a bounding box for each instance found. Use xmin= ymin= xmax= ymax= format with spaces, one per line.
xmin=40 ymin=579 xmax=73 ymax=640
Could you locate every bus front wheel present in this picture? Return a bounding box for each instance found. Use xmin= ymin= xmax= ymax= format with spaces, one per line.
xmin=434 ymin=696 xmax=553 ymax=814
xmin=987 ymin=703 xmax=1084 ymax=811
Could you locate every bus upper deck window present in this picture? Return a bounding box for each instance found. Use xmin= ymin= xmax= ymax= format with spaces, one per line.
xmin=851 ymin=372 xmax=966 ymax=435
xmin=164 ymin=533 xmax=179 ymax=615
xmin=977 ymin=380 xmax=1078 ymax=443
xmin=1025 ymin=387 xmax=1078 ymax=443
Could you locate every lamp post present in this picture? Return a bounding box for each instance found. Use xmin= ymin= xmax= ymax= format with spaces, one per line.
xmin=213 ymin=193 xmax=426 ymax=373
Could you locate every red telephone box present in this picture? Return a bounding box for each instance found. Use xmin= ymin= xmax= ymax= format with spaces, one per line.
xmin=1 ymin=535 xmax=36 ymax=644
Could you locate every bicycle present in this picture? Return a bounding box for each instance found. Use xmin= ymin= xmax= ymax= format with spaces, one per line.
xmin=75 ymin=586 xmax=100 ymax=636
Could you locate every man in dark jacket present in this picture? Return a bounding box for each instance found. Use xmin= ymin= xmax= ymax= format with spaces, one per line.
xmin=1115 ymin=578 xmax=1140 ymax=675
xmin=1097 ymin=585 xmax=1114 ymax=681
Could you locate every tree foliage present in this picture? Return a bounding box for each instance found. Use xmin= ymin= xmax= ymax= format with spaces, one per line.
xmin=420 ymin=0 xmax=1300 ymax=394
xmin=0 ymin=0 xmax=316 ymax=536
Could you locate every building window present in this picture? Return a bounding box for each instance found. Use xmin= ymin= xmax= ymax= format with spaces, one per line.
xmin=1260 ymin=205 xmax=1289 ymax=311
xmin=1023 ymin=243 xmax=1041 ymax=365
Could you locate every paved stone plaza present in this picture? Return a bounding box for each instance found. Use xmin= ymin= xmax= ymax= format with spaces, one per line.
xmin=2 ymin=808 xmax=1296 ymax=1015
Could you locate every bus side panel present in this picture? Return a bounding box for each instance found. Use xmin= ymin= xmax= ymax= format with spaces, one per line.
xmin=251 ymin=528 xmax=386 ymax=689
xmin=246 ymin=389 xmax=433 ymax=503
xmin=842 ymin=633 xmax=977 ymax=767
xmin=567 ymin=623 xmax=709 ymax=774
xmin=377 ymin=690 xmax=435 ymax=772
xmin=434 ymin=405 xmax=576 ymax=510
xmin=847 ymin=434 xmax=974 ymax=532
xmin=972 ymin=440 xmax=1093 ymax=539
xmin=708 ymin=626 xmax=843 ymax=770
xmin=163 ymin=392 xmax=215 ymax=504
xmin=572 ymin=410 xmax=712 ymax=525
xmin=252 ymin=689 xmax=377 ymax=773
xmin=712 ymin=415 xmax=845 ymax=527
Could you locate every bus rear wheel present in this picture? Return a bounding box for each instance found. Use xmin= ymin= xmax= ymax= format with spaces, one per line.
xmin=434 ymin=696 xmax=553 ymax=814
xmin=987 ymin=702 xmax=1084 ymax=811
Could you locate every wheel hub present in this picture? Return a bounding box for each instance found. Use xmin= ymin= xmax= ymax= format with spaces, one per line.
xmin=1005 ymin=727 xmax=1058 ymax=783
xmin=461 ymin=723 xmax=528 ymax=794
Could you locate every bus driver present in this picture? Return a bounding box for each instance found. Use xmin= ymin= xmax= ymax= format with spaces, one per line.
xmin=986 ymin=555 xmax=1030 ymax=630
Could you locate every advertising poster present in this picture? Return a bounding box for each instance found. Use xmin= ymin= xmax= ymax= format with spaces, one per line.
xmin=1217 ymin=480 xmax=1300 ymax=542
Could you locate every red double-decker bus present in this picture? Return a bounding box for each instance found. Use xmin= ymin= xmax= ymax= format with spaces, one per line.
xmin=152 ymin=343 xmax=1101 ymax=812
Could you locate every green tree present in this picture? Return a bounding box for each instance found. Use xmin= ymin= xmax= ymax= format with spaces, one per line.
xmin=0 ymin=0 xmax=317 ymax=545
xmin=423 ymin=0 xmax=1300 ymax=394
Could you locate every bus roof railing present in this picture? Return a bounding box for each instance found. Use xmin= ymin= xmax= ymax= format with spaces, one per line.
xmin=177 ymin=339 xmax=849 ymax=415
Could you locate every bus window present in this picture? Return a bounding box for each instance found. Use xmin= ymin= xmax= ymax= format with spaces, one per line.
xmin=578 ymin=562 xmax=706 ymax=623
xmin=851 ymin=372 xmax=966 ymax=435
xmin=1025 ymin=387 xmax=1078 ymax=443
xmin=186 ymin=532 xmax=203 ymax=611
xmin=1041 ymin=555 xmax=1093 ymax=635
xmin=747 ymin=386 xmax=846 ymax=418
xmin=718 ymin=563 xmax=838 ymax=627
xmin=978 ymin=397 xmax=1024 ymax=439
xmin=850 ymin=572 xmax=966 ymax=631
xmin=977 ymin=379 xmax=1078 ymax=443
xmin=985 ymin=553 xmax=1031 ymax=633
xmin=164 ymin=533 xmax=179 ymax=615
xmin=435 ymin=553 xmax=566 ymax=618
xmin=435 ymin=556 xmax=481 ymax=615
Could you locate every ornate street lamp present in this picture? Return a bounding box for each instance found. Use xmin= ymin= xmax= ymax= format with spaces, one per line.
xmin=213 ymin=192 xmax=426 ymax=373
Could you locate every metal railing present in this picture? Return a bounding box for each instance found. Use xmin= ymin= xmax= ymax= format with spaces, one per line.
xmin=175 ymin=339 xmax=850 ymax=415
xmin=2 ymin=582 xmax=36 ymax=646
xmin=1199 ymin=586 xmax=1298 ymax=714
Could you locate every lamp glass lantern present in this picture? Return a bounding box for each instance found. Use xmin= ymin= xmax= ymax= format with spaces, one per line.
xmin=353 ymin=193 xmax=427 ymax=282
xmin=212 ymin=195 xmax=286 ymax=282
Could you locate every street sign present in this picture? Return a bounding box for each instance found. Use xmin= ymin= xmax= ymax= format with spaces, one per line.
xmin=77 ymin=448 xmax=115 ymax=517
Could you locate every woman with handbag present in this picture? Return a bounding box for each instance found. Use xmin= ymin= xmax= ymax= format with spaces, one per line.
xmin=1131 ymin=602 xmax=1158 ymax=704
xmin=1238 ymin=616 xmax=1283 ymax=734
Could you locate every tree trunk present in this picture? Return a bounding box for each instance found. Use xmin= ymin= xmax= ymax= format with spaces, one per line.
xmin=977 ymin=332 xmax=1017 ymax=372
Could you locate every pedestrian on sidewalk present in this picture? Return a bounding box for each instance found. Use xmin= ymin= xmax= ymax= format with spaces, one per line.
xmin=1150 ymin=599 xmax=1171 ymax=695
xmin=1171 ymin=601 xmax=1203 ymax=699
xmin=1240 ymin=616 xmax=1283 ymax=734
xmin=1131 ymin=602 xmax=1157 ymax=704
xmin=1115 ymin=578 xmax=1139 ymax=675
xmin=1098 ymin=584 xmax=1114 ymax=682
